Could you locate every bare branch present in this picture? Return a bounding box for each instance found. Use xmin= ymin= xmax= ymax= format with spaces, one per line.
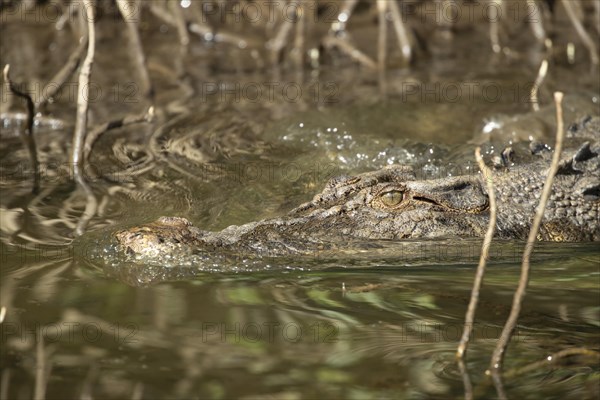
xmin=322 ymin=36 xmax=377 ymax=69
xmin=456 ymin=147 xmax=497 ymax=359
xmin=526 ymin=0 xmax=546 ymax=42
xmin=530 ymin=58 xmax=549 ymax=112
xmin=36 ymin=35 xmax=88 ymax=109
xmin=377 ymin=0 xmax=388 ymax=95
xmin=34 ymin=329 xmax=46 ymax=400
xmin=3 ymin=64 xmax=40 ymax=194
xmin=457 ymin=359 xmax=473 ymax=400
xmin=489 ymin=92 xmax=566 ymax=375
xmin=117 ymin=0 xmax=153 ymax=98
xmin=169 ymin=0 xmax=190 ymax=47
xmin=71 ymin=0 xmax=98 ymax=236
xmin=388 ymin=0 xmax=412 ymax=63
xmin=268 ymin=3 xmax=295 ymax=65
xmin=489 ymin=0 xmax=503 ymax=53
xmin=146 ymin=1 xmax=176 ymax=26
xmin=292 ymin=0 xmax=306 ymax=69
xmin=504 ymin=348 xmax=600 ymax=378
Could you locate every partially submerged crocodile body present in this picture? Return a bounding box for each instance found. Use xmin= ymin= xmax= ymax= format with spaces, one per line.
xmin=116 ymin=116 xmax=600 ymax=260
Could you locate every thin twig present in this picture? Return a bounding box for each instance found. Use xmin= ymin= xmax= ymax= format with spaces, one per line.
xmin=594 ymin=0 xmax=600 ymax=36
xmin=458 ymin=359 xmax=474 ymax=400
xmin=34 ymin=329 xmax=46 ymax=400
xmin=489 ymin=0 xmax=503 ymax=53
xmin=388 ymin=0 xmax=412 ymax=64
xmin=36 ymin=34 xmax=88 ymax=109
xmin=457 ymin=148 xmax=497 ymax=360
xmin=530 ymin=59 xmax=548 ymax=112
xmin=55 ymin=1 xmax=77 ymax=31
xmin=526 ymin=0 xmax=546 ymax=42
xmin=3 ymin=65 xmax=40 ymax=194
xmin=268 ymin=3 xmax=295 ymax=65
xmin=117 ymin=0 xmax=153 ymax=98
xmin=292 ymin=0 xmax=306 ymax=70
xmin=190 ymin=0 xmax=215 ymax=39
xmin=490 ymin=371 xmax=507 ymax=400
xmin=561 ymin=0 xmax=599 ymax=65
xmin=169 ymin=0 xmax=190 ymax=47
xmin=504 ymin=348 xmax=600 ymax=378
xmin=83 ymin=106 xmax=155 ymax=162
xmin=71 ymin=0 xmax=97 ymax=236
xmin=146 ymin=1 xmax=177 ymax=26
xmin=377 ymin=0 xmax=388 ymax=95
xmin=489 ymin=92 xmax=566 ymax=375
xmin=322 ymin=36 xmax=377 ymax=69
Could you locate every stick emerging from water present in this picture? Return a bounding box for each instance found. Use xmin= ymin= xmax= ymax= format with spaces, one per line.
xmin=71 ymin=0 xmax=97 ymax=236
xmin=530 ymin=58 xmax=549 ymax=112
xmin=117 ymin=0 xmax=153 ymax=98
xmin=525 ymin=0 xmax=546 ymax=42
xmin=488 ymin=92 xmax=566 ymax=380
xmin=3 ymin=64 xmax=39 ymax=194
xmin=322 ymin=36 xmax=377 ymax=69
xmin=457 ymin=147 xmax=497 ymax=361
xmin=388 ymin=0 xmax=412 ymax=64
xmin=34 ymin=329 xmax=47 ymax=400
xmin=489 ymin=0 xmax=503 ymax=53
xmin=36 ymin=34 xmax=88 ymax=110
xmin=377 ymin=0 xmax=388 ymax=95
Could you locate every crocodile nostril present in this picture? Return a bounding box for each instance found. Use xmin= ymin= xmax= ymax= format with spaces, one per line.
xmin=450 ymin=182 xmax=470 ymax=191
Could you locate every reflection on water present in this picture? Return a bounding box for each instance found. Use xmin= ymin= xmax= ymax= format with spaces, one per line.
xmin=2 ymin=2 xmax=600 ymax=399
xmin=1 ymin=243 xmax=599 ymax=399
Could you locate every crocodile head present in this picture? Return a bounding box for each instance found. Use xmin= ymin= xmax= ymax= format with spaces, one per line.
xmin=115 ymin=165 xmax=492 ymax=258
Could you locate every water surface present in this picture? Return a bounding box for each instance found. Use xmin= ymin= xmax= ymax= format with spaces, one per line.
xmin=1 ymin=3 xmax=599 ymax=399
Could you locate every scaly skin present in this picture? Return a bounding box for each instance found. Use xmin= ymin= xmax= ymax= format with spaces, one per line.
xmin=115 ymin=116 xmax=600 ymax=259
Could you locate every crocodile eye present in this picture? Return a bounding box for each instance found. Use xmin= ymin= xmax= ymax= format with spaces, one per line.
xmin=381 ymin=190 xmax=404 ymax=207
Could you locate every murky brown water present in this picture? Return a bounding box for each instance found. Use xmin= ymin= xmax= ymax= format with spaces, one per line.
xmin=1 ymin=2 xmax=600 ymax=399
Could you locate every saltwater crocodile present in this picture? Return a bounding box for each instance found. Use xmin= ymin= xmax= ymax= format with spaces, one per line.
xmin=116 ymin=116 xmax=600 ymax=260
